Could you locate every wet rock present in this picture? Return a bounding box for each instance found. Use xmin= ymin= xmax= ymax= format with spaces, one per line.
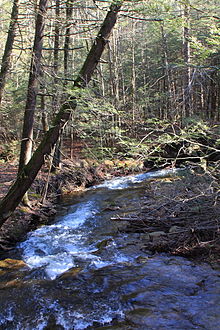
xmin=140 ymin=233 xmax=150 ymax=242
xmin=136 ymin=256 xmax=149 ymax=263
xmin=0 ymin=259 xmax=27 ymax=288
xmin=103 ymin=206 xmax=121 ymax=211
xmin=0 ymin=279 xmax=22 ymax=290
xmin=96 ymin=239 xmax=113 ymax=250
xmin=57 ymin=267 xmax=82 ymax=280
xmin=44 ymin=314 xmax=64 ymax=330
xmin=169 ymin=226 xmax=182 ymax=233
xmin=0 ymin=258 xmax=26 ymax=270
xmin=126 ymin=307 xmax=153 ymax=325
xmin=149 ymin=231 xmax=166 ymax=240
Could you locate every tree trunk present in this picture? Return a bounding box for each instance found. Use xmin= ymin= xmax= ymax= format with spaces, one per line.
xmin=160 ymin=22 xmax=174 ymax=119
xmin=51 ymin=0 xmax=62 ymax=171
xmin=131 ymin=21 xmax=137 ymax=123
xmin=0 ymin=1 xmax=123 ymax=225
xmin=52 ymin=0 xmax=74 ymax=172
xmin=63 ymin=0 xmax=74 ymax=88
xmin=0 ymin=0 xmax=19 ymax=106
xmin=19 ymin=0 xmax=48 ymax=172
xmin=51 ymin=0 xmax=62 ymax=172
xmin=40 ymin=85 xmax=49 ymax=133
xmin=52 ymin=0 xmax=60 ymax=113
xmin=207 ymin=56 xmax=219 ymax=120
xmin=18 ymin=0 xmax=48 ymax=205
xmin=182 ymin=2 xmax=191 ymax=118
xmin=74 ymin=3 xmax=122 ymax=87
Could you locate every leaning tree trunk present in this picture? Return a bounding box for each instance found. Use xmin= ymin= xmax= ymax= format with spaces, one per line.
xmin=18 ymin=0 xmax=48 ymax=205
xmin=0 ymin=0 xmax=19 ymax=106
xmin=0 ymin=1 xmax=123 ymax=225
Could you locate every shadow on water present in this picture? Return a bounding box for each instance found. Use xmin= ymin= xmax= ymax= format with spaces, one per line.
xmin=0 ymin=169 xmax=220 ymax=329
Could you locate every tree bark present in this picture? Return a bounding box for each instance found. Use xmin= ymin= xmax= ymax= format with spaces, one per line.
xmin=54 ymin=0 xmax=60 ymax=84
xmin=18 ymin=0 xmax=48 ymax=206
xmin=64 ymin=0 xmax=74 ymax=88
xmin=51 ymin=0 xmax=62 ymax=172
xmin=75 ymin=2 xmax=122 ymax=87
xmin=40 ymin=84 xmax=49 ymax=132
xmin=182 ymin=2 xmax=191 ymax=118
xmin=52 ymin=0 xmax=60 ymax=112
xmin=0 ymin=1 xmax=123 ymax=225
xmin=0 ymin=0 xmax=19 ymax=106
xmin=52 ymin=0 xmax=74 ymax=172
xmin=160 ymin=21 xmax=174 ymax=119
xmin=18 ymin=0 xmax=48 ymax=173
xmin=131 ymin=21 xmax=137 ymax=123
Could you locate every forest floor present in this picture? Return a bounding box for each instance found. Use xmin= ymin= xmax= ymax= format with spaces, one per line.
xmin=0 ymin=157 xmax=219 ymax=266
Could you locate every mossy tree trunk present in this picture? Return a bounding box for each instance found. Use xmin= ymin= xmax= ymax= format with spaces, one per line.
xmin=0 ymin=1 xmax=123 ymax=226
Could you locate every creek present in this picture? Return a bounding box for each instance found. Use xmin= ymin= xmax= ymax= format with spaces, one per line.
xmin=0 ymin=169 xmax=220 ymax=329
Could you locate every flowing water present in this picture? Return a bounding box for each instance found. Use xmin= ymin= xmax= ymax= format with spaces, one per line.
xmin=0 ymin=170 xmax=220 ymax=329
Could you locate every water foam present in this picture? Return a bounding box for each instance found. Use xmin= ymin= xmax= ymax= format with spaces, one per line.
xmin=20 ymin=201 xmax=99 ymax=279
xmin=95 ymin=168 xmax=179 ymax=190
xmin=20 ymin=170 xmax=180 ymax=280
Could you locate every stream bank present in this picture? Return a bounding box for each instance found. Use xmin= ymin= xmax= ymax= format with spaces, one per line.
xmin=0 ymin=157 xmax=219 ymax=265
xmin=120 ymin=168 xmax=220 ymax=265
xmin=0 ymin=158 xmax=144 ymax=252
xmin=0 ymin=168 xmax=219 ymax=329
